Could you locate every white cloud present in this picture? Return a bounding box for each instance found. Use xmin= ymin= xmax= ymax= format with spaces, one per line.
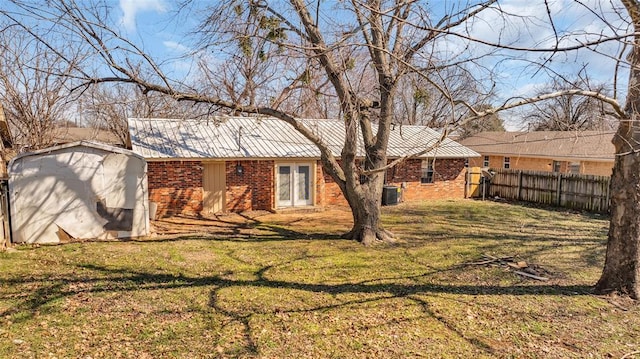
xmin=513 ymin=82 xmax=545 ymax=98
xmin=163 ymin=40 xmax=190 ymax=54
xmin=119 ymin=0 xmax=167 ymax=32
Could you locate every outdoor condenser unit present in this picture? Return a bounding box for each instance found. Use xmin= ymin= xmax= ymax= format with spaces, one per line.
xmin=382 ymin=186 xmax=399 ymax=206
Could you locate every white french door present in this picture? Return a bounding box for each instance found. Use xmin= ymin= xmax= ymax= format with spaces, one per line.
xmin=276 ymin=163 xmax=313 ymax=207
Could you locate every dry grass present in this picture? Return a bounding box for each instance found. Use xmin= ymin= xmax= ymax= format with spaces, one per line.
xmin=0 ymin=199 xmax=638 ymax=358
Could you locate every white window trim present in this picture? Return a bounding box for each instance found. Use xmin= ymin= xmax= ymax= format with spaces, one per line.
xmin=421 ymin=159 xmax=435 ymax=184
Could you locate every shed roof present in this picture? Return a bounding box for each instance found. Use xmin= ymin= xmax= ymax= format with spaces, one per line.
xmin=128 ymin=117 xmax=479 ymax=160
xmin=459 ymin=131 xmax=615 ymax=162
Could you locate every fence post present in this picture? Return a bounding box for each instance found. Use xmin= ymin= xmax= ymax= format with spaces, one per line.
xmin=517 ymin=170 xmax=523 ymax=201
xmin=465 ymin=169 xmax=469 ymax=198
xmin=605 ymin=177 xmax=611 ymax=213
xmin=556 ymin=173 xmax=562 ymax=206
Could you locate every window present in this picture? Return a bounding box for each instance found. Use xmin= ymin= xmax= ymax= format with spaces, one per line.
xmin=421 ymin=159 xmax=434 ymax=184
xmin=503 ymin=157 xmax=510 ymax=169
xmin=483 ymin=155 xmax=489 ymax=167
xmin=552 ymin=161 xmax=562 ymax=173
xmin=569 ymin=162 xmax=580 ymax=174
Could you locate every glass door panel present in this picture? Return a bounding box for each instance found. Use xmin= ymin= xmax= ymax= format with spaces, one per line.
xmin=276 ymin=163 xmax=313 ymax=207
xmin=295 ymin=165 xmax=311 ymax=205
xmin=277 ymin=165 xmax=291 ymax=206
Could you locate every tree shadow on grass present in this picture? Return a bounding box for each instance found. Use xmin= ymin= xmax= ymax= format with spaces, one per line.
xmin=0 ymin=261 xmax=596 ymax=356
xmin=139 ymin=211 xmax=345 ymax=243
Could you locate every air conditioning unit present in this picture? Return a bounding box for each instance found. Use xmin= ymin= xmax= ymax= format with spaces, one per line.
xmin=382 ymin=186 xmax=399 ymax=206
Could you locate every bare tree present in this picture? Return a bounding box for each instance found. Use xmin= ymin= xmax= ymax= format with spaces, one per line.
xmin=79 ymin=85 xmax=206 ymax=144
xmin=396 ymin=67 xmax=493 ymax=128
xmin=524 ymin=75 xmax=616 ymax=131
xmin=457 ymin=105 xmax=505 ymax=139
xmin=594 ymin=0 xmax=640 ymax=298
xmin=0 ymin=26 xmax=81 ymax=150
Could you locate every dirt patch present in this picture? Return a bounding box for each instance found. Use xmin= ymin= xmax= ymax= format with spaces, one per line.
xmin=147 ymin=206 xmax=354 ymax=241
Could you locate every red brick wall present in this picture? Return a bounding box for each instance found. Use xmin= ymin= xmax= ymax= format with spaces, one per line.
xmin=318 ymin=162 xmax=348 ymax=206
xmin=386 ymin=158 xmax=467 ymax=200
xmin=147 ymin=161 xmax=203 ymax=217
xmin=226 ymin=160 xmax=274 ymax=211
xmin=319 ymin=158 xmax=467 ymax=205
xmin=149 ymin=158 xmax=467 ymax=217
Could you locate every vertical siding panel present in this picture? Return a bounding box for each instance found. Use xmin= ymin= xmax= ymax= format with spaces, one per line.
xmin=203 ymin=162 xmax=225 ymax=214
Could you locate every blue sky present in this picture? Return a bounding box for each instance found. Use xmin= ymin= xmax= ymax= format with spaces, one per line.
xmin=85 ymin=1 xmax=633 ymax=129
xmin=113 ymin=0 xmax=199 ymax=77
xmin=120 ymin=1 xmax=627 ymax=81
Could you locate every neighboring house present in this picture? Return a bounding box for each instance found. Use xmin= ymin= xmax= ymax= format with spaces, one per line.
xmin=127 ymin=117 xmax=480 ymax=217
xmin=460 ymin=131 xmax=615 ymax=176
xmin=9 ymin=141 xmax=150 ymax=244
xmin=50 ymin=127 xmax=123 ymax=147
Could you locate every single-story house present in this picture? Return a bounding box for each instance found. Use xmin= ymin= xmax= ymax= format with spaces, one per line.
xmin=460 ymin=131 xmax=615 ymax=176
xmin=127 ymin=117 xmax=480 ymax=217
xmin=9 ymin=141 xmax=150 ymax=244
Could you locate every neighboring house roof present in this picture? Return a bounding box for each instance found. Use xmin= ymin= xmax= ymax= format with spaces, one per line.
xmin=128 ymin=117 xmax=480 ymax=160
xmin=51 ymin=127 xmax=122 ymax=146
xmin=8 ymin=127 xmax=122 ymax=153
xmin=460 ymin=131 xmax=615 ymax=162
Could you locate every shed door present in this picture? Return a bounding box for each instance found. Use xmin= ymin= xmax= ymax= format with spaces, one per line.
xmin=203 ymin=163 xmax=226 ymax=214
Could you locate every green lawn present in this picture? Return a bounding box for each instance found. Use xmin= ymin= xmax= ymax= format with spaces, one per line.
xmin=0 ymin=199 xmax=638 ymax=358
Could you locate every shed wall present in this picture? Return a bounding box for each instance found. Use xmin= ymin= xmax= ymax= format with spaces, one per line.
xmin=9 ymin=146 xmax=149 ymax=243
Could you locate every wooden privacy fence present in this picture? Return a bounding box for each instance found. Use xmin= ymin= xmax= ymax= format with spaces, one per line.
xmin=485 ymin=169 xmax=611 ymax=213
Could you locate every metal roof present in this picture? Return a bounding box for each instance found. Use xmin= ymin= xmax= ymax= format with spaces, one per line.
xmin=10 ymin=140 xmax=144 ymax=164
xmin=459 ymin=131 xmax=615 ymax=161
xmin=128 ymin=117 xmax=480 ymax=160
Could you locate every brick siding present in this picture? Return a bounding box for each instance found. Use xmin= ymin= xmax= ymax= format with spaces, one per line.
xmin=319 ymin=158 xmax=467 ymax=205
xmin=386 ymin=158 xmax=467 ymax=200
xmin=318 ymin=162 xmax=347 ymax=206
xmin=147 ymin=161 xmax=203 ymax=217
xmin=149 ymin=157 xmax=468 ymax=216
xmin=226 ymin=160 xmax=274 ymax=211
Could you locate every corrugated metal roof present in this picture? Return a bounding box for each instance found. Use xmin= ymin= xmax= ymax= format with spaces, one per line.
xmin=128 ymin=117 xmax=480 ymax=160
xmin=11 ymin=140 xmax=143 ymax=164
xmin=459 ymin=131 xmax=615 ymax=161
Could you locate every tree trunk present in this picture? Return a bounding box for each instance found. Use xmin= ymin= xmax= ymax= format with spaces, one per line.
xmin=339 ymin=166 xmax=395 ymax=245
xmin=595 ymin=145 xmax=640 ymax=298
xmin=341 ymin=189 xmax=395 ymax=245
xmin=594 ymin=27 xmax=640 ymax=298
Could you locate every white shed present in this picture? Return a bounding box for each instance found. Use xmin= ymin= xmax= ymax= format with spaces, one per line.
xmin=9 ymin=141 xmax=149 ymax=243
